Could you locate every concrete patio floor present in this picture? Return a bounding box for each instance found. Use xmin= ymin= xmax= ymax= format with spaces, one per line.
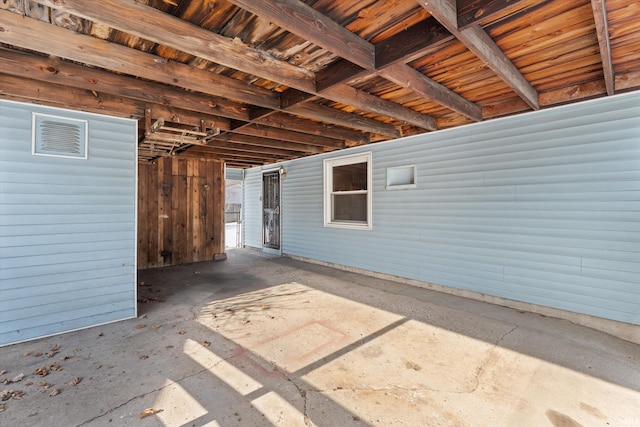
xmin=1 ymin=249 xmax=639 ymax=426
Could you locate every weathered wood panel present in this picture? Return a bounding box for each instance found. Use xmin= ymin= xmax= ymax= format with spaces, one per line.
xmin=137 ymin=157 xmax=225 ymax=269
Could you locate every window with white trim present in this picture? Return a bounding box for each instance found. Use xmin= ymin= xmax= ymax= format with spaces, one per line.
xmin=323 ymin=152 xmax=372 ymax=230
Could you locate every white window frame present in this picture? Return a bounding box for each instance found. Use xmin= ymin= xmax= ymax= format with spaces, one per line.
xmin=323 ymin=151 xmax=372 ymax=230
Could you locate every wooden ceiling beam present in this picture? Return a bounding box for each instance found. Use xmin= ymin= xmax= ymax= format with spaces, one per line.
xmin=0 ymin=11 xmax=398 ymax=137
xmin=225 ymin=0 xmax=477 ymax=124
xmin=33 ymin=0 xmax=437 ymax=131
xmin=225 ymin=0 xmax=375 ymax=70
xmin=183 ymin=147 xmax=296 ymax=161
xmin=31 ymin=0 xmax=316 ymax=91
xmin=0 ymin=74 xmax=230 ymax=130
xmin=189 ymin=142 xmax=305 ymax=157
xmin=286 ymin=103 xmax=401 ymax=138
xmin=253 ymin=112 xmax=370 ymax=145
xmin=381 ymin=63 xmax=483 ymax=120
xmin=0 ymin=10 xmax=280 ymax=109
xmin=457 ymin=0 xmax=533 ymax=29
xmin=591 ymin=0 xmax=615 ymax=95
xmin=315 ymin=60 xmax=372 ymax=92
xmin=416 ymin=0 xmax=540 ymax=110
xmin=230 ymin=124 xmax=345 ymax=148
xmin=2 ymin=48 xmax=371 ymax=149
xmin=0 ymin=48 xmax=251 ymax=121
xmin=211 ymin=134 xmax=326 ymax=155
xmin=175 ymin=151 xmax=274 ymax=165
xmin=375 ymin=17 xmax=455 ymax=69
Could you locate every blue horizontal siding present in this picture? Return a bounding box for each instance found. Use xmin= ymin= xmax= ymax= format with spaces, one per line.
xmin=0 ymin=100 xmax=137 ymax=346
xmin=244 ymin=92 xmax=640 ymax=325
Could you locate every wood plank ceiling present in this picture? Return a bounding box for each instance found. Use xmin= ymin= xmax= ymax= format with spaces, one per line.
xmin=1 ymin=0 xmax=639 ymax=167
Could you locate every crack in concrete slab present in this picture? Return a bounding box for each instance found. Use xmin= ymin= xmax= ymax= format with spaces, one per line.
xmin=467 ymin=324 xmax=520 ymax=395
xmin=269 ymin=363 xmax=313 ymax=426
xmin=74 ymin=356 xmax=233 ymax=427
xmin=498 ymin=324 xmax=519 ymax=344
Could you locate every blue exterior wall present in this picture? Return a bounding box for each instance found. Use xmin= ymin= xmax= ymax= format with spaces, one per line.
xmin=0 ymin=100 xmax=137 ymax=346
xmin=243 ymin=93 xmax=640 ymax=325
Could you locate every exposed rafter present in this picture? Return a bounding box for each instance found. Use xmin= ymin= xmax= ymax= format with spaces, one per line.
xmin=0 ymin=0 xmax=636 ymax=167
xmin=225 ymin=0 xmax=481 ymax=122
xmin=0 ymin=11 xmax=395 ymax=138
xmin=591 ymin=0 xmax=615 ymax=95
xmin=32 ymin=0 xmax=437 ymax=130
xmin=416 ymin=0 xmax=540 ymax=110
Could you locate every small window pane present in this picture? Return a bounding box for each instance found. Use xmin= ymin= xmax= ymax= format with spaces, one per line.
xmin=332 ymin=194 xmax=367 ymax=222
xmin=332 ymin=162 xmax=367 ymax=191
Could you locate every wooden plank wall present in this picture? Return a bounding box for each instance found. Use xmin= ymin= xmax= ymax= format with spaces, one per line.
xmin=138 ymin=157 xmax=225 ymax=269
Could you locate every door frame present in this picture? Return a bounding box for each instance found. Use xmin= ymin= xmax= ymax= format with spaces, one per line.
xmin=261 ymin=168 xmax=282 ymax=255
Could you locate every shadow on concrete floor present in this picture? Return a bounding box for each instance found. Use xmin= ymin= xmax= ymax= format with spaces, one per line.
xmin=1 ymin=248 xmax=639 ymax=426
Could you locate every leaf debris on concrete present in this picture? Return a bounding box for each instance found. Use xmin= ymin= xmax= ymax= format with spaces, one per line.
xmin=1 ymin=389 xmax=26 ymax=401
xmin=69 ymin=377 xmax=82 ymax=387
xmin=140 ymin=408 xmax=161 ymax=419
xmin=2 ymin=373 xmax=24 ymax=385
xmin=48 ymin=388 xmax=60 ymax=397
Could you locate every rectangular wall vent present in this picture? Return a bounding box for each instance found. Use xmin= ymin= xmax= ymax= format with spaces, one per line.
xmin=32 ymin=113 xmax=88 ymax=159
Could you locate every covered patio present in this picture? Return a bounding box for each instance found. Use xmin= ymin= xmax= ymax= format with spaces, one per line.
xmin=1 ymin=249 xmax=638 ymax=426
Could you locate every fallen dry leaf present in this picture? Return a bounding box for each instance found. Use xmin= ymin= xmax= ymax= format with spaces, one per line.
xmin=1 ymin=390 xmax=25 ymax=401
xmin=48 ymin=388 xmax=60 ymax=397
xmin=0 ymin=403 xmax=5 ymax=412
xmin=69 ymin=377 xmax=82 ymax=387
xmin=23 ymin=352 xmax=30 ymax=357
xmin=202 ymin=341 xmax=211 ymax=347
xmin=37 ymin=381 xmax=52 ymax=389
xmin=177 ymin=330 xmax=186 ymax=335
xmin=11 ymin=390 xmax=25 ymax=400
xmin=95 ymin=365 xmax=102 ymax=370
xmin=136 ymin=324 xmax=146 ymax=329
xmin=139 ymin=355 xmax=149 ymax=360
xmin=151 ymin=324 xmax=161 ymax=329
xmin=24 ymin=382 xmax=33 ymax=387
xmin=35 ymin=367 xmax=49 ymax=377
xmin=51 ymin=344 xmax=60 ymax=352
xmin=49 ymin=363 xmax=63 ymax=372
xmin=11 ymin=373 xmax=24 ymax=383
xmin=140 ymin=314 xmax=148 ymax=319
xmin=261 ymin=305 xmax=268 ymax=310
xmin=33 ymin=352 xmax=42 ymax=357
xmin=0 ymin=370 xmax=6 ymax=375
xmin=59 ymin=355 xmax=72 ymax=361
xmin=140 ymin=408 xmax=160 ymax=419
xmin=46 ymin=352 xmax=58 ymax=359
xmin=241 ymin=319 xmax=250 ymax=324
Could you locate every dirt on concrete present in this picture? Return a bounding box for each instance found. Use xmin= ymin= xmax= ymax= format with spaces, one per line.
xmin=1 ymin=249 xmax=639 ymax=426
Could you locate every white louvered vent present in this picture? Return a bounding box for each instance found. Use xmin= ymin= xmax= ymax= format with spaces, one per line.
xmin=32 ymin=113 xmax=88 ymax=159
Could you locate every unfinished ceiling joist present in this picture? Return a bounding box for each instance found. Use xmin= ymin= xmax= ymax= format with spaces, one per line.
xmin=0 ymin=0 xmax=636 ymax=167
xmin=32 ymin=0 xmax=438 ymax=130
xmin=416 ymin=0 xmax=540 ymax=110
